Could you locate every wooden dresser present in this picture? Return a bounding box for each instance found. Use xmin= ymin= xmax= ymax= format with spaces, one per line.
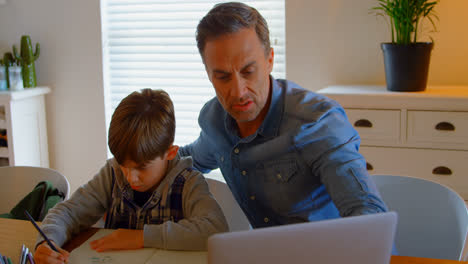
xmin=317 ymin=85 xmax=468 ymax=200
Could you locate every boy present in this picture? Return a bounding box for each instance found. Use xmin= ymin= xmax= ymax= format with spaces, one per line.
xmin=34 ymin=89 xmax=229 ymax=264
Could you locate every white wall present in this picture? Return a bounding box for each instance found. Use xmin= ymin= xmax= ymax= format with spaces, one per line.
xmin=286 ymin=0 xmax=468 ymax=91
xmin=0 ymin=0 xmax=467 ymax=193
xmin=0 ymin=0 xmax=108 ymax=192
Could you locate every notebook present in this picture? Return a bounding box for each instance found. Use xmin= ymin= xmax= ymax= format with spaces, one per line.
xmin=207 ymin=211 xmax=398 ymax=264
xmin=68 ymin=229 xmax=206 ymax=264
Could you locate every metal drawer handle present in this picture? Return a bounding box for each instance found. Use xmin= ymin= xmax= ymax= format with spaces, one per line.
xmin=366 ymin=162 xmax=373 ymax=171
xmin=354 ymin=119 xmax=373 ymax=128
xmin=432 ymin=166 xmax=452 ymax=176
xmin=435 ymin=122 xmax=455 ymax=131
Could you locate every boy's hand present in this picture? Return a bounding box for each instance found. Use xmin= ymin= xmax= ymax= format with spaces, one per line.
xmin=90 ymin=229 xmax=144 ymax=252
xmin=34 ymin=241 xmax=69 ymax=264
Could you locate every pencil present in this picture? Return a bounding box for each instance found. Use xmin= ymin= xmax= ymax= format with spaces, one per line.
xmin=27 ymin=253 xmax=35 ymax=264
xmin=23 ymin=210 xmax=59 ymax=252
xmin=21 ymin=247 xmax=28 ymax=264
xmin=19 ymin=245 xmax=24 ymax=264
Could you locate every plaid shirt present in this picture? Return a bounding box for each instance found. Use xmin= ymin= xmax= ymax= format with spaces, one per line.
xmin=104 ymin=167 xmax=189 ymax=229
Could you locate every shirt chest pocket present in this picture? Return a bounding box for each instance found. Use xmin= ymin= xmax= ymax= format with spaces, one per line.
xmin=260 ymin=158 xmax=298 ymax=183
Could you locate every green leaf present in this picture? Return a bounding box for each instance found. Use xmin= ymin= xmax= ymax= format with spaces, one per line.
xmin=370 ymin=0 xmax=439 ymax=44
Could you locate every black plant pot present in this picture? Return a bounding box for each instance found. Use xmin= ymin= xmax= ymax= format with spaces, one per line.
xmin=381 ymin=42 xmax=433 ymax=92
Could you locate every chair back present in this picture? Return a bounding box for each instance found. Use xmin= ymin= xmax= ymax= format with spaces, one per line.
xmin=0 ymin=166 xmax=70 ymax=213
xmin=206 ymin=178 xmax=251 ymax=232
xmin=371 ymin=174 xmax=468 ymax=260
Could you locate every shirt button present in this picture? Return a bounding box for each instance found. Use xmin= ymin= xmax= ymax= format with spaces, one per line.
xmin=276 ymin=173 xmax=282 ymax=180
xmin=264 ymin=217 xmax=269 ymax=223
xmin=250 ymin=195 xmax=255 ymax=200
xmin=234 ymin=148 xmax=240 ymax=154
xmin=220 ymin=156 xmax=224 ymax=162
xmin=242 ymin=170 xmax=247 ymax=176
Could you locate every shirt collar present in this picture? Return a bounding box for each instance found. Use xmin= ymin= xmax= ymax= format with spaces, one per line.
xmin=257 ymin=75 xmax=283 ymax=138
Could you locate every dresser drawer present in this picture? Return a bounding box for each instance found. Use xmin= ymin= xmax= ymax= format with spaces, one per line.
xmin=407 ymin=111 xmax=468 ymax=148
xmin=345 ymin=109 xmax=400 ymax=144
xmin=360 ymin=146 xmax=468 ymax=199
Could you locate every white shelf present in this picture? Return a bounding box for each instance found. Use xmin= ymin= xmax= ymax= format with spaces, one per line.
xmin=0 ymin=87 xmax=51 ymax=103
xmin=319 ymin=85 xmax=468 ymax=111
xmin=0 ymin=86 xmax=50 ymax=167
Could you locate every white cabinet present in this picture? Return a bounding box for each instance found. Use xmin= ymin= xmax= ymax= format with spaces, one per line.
xmin=317 ymin=85 xmax=468 ymax=199
xmin=0 ymin=87 xmax=50 ymax=167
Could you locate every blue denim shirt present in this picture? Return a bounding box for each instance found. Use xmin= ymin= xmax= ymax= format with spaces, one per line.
xmin=180 ymin=77 xmax=387 ymax=228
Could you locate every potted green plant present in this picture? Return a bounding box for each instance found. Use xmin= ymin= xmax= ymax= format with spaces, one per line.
xmin=372 ymin=0 xmax=439 ymax=92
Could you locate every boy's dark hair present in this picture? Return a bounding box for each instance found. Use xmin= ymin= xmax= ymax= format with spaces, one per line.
xmin=196 ymin=2 xmax=271 ymax=60
xmin=108 ymin=88 xmax=175 ymax=166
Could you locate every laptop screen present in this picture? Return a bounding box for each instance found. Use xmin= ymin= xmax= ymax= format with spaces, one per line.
xmin=208 ymin=212 xmax=397 ymax=264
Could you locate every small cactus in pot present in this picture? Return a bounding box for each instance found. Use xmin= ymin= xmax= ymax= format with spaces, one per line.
xmin=13 ymin=35 xmax=40 ymax=88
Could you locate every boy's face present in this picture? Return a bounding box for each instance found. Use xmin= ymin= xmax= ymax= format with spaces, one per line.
xmin=119 ymin=145 xmax=179 ymax=193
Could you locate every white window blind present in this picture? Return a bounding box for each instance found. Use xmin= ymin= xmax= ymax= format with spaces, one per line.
xmin=101 ymin=0 xmax=286 ymax=179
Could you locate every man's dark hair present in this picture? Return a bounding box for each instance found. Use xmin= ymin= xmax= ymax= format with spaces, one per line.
xmin=196 ymin=2 xmax=271 ymax=59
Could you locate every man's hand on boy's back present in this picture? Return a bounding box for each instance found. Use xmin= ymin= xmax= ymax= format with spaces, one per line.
xmin=34 ymin=241 xmax=69 ymax=264
xmin=90 ymin=228 xmax=144 ymax=252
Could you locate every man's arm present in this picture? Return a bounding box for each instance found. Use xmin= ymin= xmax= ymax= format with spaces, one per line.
xmin=300 ymin=105 xmax=388 ymax=216
xmin=179 ymin=130 xmax=219 ymax=173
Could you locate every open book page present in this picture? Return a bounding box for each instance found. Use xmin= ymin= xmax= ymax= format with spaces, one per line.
xmin=68 ymin=229 xmax=156 ymax=264
xmin=145 ymin=250 xmax=207 ymax=264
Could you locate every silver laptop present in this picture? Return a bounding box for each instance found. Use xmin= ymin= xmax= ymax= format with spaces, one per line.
xmin=208 ymin=211 xmax=397 ymax=264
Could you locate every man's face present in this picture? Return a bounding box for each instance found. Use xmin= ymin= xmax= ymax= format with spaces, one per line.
xmin=203 ymin=28 xmax=274 ymax=125
xmin=119 ymin=145 xmax=179 ymax=193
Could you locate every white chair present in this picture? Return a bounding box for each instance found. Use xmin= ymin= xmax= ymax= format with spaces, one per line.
xmin=371 ymin=174 xmax=468 ymax=260
xmin=206 ymin=178 xmax=251 ymax=232
xmin=0 ymin=166 xmax=70 ymax=214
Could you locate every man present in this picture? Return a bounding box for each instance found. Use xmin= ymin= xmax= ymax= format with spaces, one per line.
xmin=179 ymin=2 xmax=387 ymax=228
